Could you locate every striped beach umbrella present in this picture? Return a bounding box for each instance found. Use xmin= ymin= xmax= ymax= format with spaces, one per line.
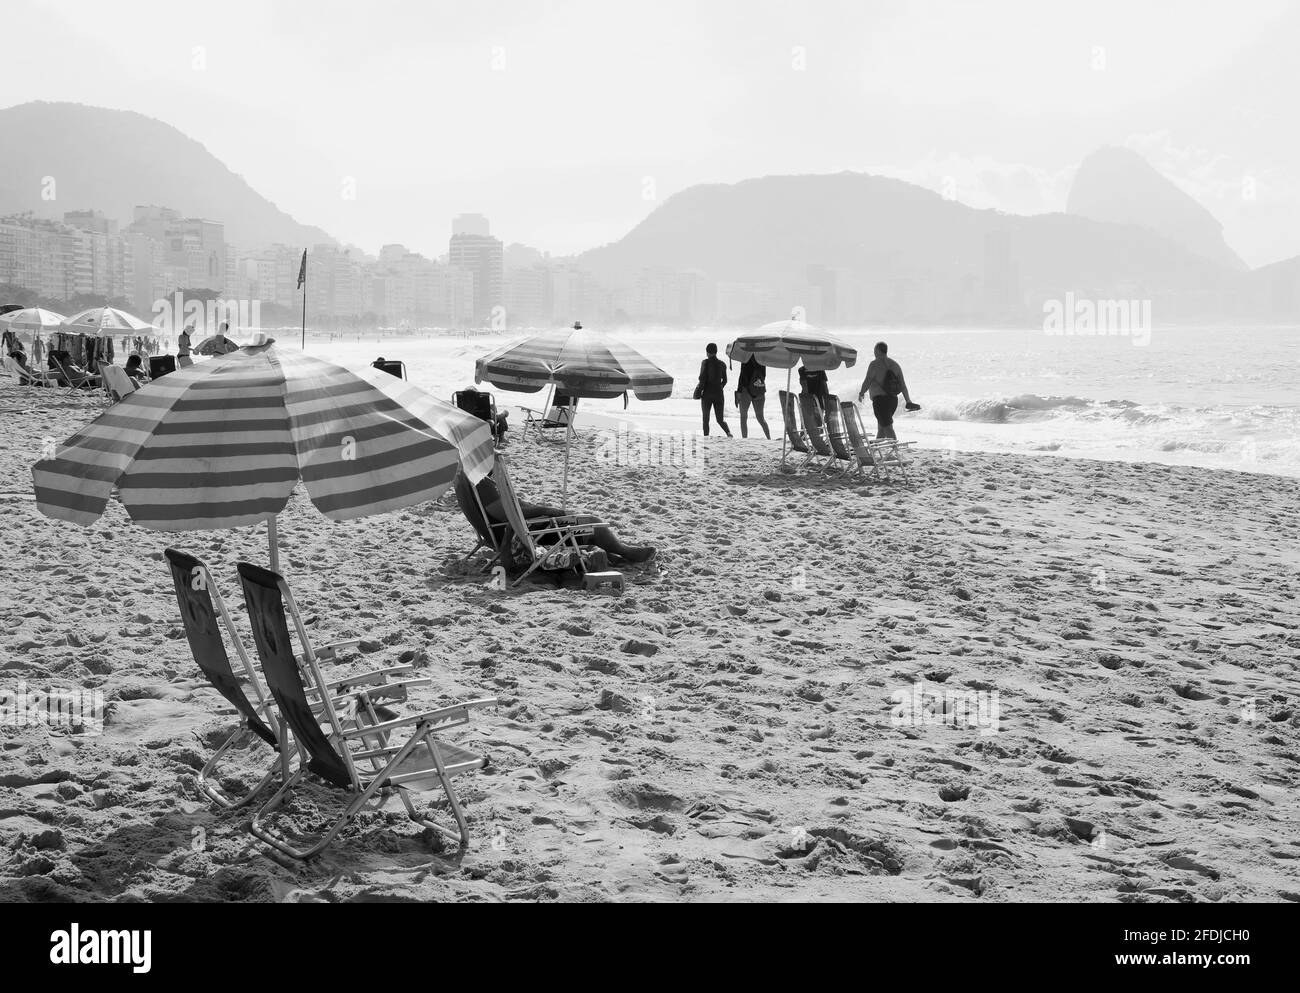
xmin=32 ymin=339 xmax=495 ymax=572
xmin=474 ymin=322 xmax=672 ymax=399
xmin=474 ymin=322 xmax=673 ymax=507
xmin=62 ymin=306 xmax=157 ymax=334
xmin=726 ymin=318 xmax=858 ymax=371
xmin=727 ymin=318 xmax=859 ymax=461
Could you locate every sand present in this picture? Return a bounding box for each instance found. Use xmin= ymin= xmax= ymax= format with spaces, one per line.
xmin=1 ymin=381 xmax=1298 ymax=903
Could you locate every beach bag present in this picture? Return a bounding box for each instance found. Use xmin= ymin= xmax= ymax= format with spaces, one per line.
xmin=883 ymin=366 xmax=903 ymax=396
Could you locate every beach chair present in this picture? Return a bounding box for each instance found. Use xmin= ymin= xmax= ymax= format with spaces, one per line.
xmin=799 ymin=394 xmax=835 ymax=471
xmin=778 ymin=389 xmax=812 ymax=469
xmin=102 ymin=365 xmax=138 ymax=403
xmin=164 ymin=548 xmax=290 ymax=809
xmin=521 ymin=389 xmax=578 ymax=443
xmin=1 ymin=354 xmax=57 ymax=388
xmin=493 ymin=453 xmax=613 ymax=588
xmin=372 ymin=359 xmax=407 ymax=380
xmin=452 ymin=388 xmax=505 ymax=442
xmin=841 ymin=402 xmax=916 ymax=483
xmin=149 ymin=355 xmax=177 ymax=379
xmin=237 ymin=562 xmax=496 ymax=856
xmin=49 ymin=352 xmax=102 ymax=391
xmin=453 ymin=470 xmax=507 ymax=568
xmin=821 ymin=394 xmax=856 ymax=475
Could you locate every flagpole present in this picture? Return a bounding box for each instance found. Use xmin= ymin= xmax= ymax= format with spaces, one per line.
xmin=300 ymin=250 xmax=307 ymax=350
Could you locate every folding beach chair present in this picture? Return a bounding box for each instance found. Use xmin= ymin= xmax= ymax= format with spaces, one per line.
xmin=521 ymin=389 xmax=578 ymax=443
xmin=102 ymin=365 xmax=138 ymax=403
xmin=799 ymin=394 xmax=835 ymax=471
xmin=164 ymin=548 xmax=289 ymax=808
xmin=841 ymin=402 xmax=916 ymax=483
xmin=49 ymin=352 xmax=101 ymax=392
xmin=453 ymin=470 xmax=507 ymax=568
xmin=452 ymin=388 xmax=505 ymax=442
xmin=237 ymin=562 xmax=496 ymax=856
xmin=493 ymin=453 xmax=613 ymax=588
xmin=2 ymin=354 xmax=57 ymax=388
xmin=371 ymin=358 xmax=408 ymax=380
xmin=821 ymin=394 xmax=856 ymax=475
xmin=778 ymin=389 xmax=812 ymax=469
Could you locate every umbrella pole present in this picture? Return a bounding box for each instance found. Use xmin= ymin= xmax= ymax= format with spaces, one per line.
xmin=561 ymin=425 xmax=572 ymax=510
xmin=267 ymin=515 xmax=280 ymax=573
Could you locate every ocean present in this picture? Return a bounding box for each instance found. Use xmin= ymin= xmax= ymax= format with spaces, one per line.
xmin=288 ymin=324 xmax=1300 ymax=481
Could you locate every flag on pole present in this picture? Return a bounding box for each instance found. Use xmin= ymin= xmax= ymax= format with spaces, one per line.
xmin=296 ymin=250 xmax=307 ymax=289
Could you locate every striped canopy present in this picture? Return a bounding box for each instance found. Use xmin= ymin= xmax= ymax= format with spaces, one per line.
xmin=62 ymin=307 xmax=157 ymax=333
xmin=0 ymin=307 xmax=67 ymax=331
xmin=475 ymin=324 xmax=672 ymax=399
xmin=727 ymin=319 xmax=858 ymax=371
xmin=33 ymin=341 xmax=495 ymax=533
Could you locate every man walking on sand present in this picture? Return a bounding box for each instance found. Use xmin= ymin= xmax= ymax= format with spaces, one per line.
xmin=858 ymin=341 xmax=920 ymax=440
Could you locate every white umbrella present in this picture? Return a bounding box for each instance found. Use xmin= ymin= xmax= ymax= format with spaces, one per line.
xmin=61 ymin=307 xmax=157 ymax=334
xmin=0 ymin=308 xmax=67 ymax=333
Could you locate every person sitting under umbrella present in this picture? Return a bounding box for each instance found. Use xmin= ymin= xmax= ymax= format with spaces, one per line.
xmin=473 ymin=470 xmax=656 ymax=565
xmin=124 ymin=353 xmax=150 ymax=386
xmin=47 ymin=349 xmax=101 ymax=389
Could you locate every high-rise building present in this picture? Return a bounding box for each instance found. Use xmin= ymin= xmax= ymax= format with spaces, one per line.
xmin=448 ymin=216 xmax=503 ymax=321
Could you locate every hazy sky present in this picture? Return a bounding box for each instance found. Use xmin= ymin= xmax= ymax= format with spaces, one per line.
xmin=5 ymin=0 xmax=1296 ymax=262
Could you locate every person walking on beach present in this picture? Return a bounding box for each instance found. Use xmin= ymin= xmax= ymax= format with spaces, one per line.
xmin=176 ymin=323 xmax=193 ymax=367
xmin=857 ymin=341 xmax=920 ymax=440
xmin=736 ymin=355 xmax=770 ymax=439
xmin=697 ymin=343 xmax=732 ymax=437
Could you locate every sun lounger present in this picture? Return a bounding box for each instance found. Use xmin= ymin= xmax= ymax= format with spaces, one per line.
xmin=799 ymin=394 xmax=835 ymax=471
xmin=521 ymin=390 xmax=577 ymax=443
xmin=778 ymin=389 xmax=812 ymax=468
xmin=493 ymin=453 xmax=612 ymax=587
xmin=821 ymin=394 xmax=856 ymax=475
xmin=238 ymin=561 xmax=496 ymax=856
xmin=102 ymin=365 xmax=138 ymax=403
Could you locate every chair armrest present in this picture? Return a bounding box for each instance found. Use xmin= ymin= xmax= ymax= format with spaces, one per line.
xmin=315 ymin=639 xmax=363 ymax=661
xmin=339 ymin=697 xmax=498 ymax=739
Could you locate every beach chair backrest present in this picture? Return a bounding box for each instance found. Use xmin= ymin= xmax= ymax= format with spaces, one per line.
xmin=149 ymin=355 xmax=176 ymax=379
xmin=454 ymin=471 xmax=497 ymax=550
xmin=778 ymin=390 xmax=809 ymax=453
xmin=164 ymin=549 xmax=277 ymax=746
xmin=103 ymin=365 xmax=136 ymax=401
xmin=237 ymin=563 xmax=353 ymax=789
xmin=799 ymin=394 xmax=833 ymax=455
xmin=840 ymin=402 xmax=876 ymax=462
xmin=453 ymin=390 xmax=494 ymax=424
xmin=545 ymin=392 xmax=577 ymax=426
xmin=374 ymin=359 xmax=407 ymax=380
xmin=823 ymin=395 xmax=853 ymax=460
xmin=491 ymin=456 xmax=539 ymax=561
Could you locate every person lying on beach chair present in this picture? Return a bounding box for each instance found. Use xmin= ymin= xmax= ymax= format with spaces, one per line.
xmin=48 ymin=349 xmax=102 ymax=389
xmin=474 ymin=461 xmax=657 ymax=569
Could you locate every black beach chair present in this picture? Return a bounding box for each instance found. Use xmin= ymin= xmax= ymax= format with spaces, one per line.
xmin=371 ymin=358 xmax=408 ymax=380
xmin=238 ymin=562 xmax=496 ymax=857
xmin=149 ymin=355 xmax=177 ymax=379
xmin=452 ymin=387 xmax=505 ymax=442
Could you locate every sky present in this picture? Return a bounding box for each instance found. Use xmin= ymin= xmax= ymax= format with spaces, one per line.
xmin=4 ymin=0 xmax=1297 ymax=263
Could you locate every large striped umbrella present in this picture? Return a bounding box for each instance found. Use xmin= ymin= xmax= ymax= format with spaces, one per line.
xmin=62 ymin=307 xmax=157 ymax=334
xmin=727 ymin=318 xmax=859 ymax=461
xmin=32 ymin=339 xmax=495 ymax=572
xmin=474 ymin=322 xmax=673 ymax=506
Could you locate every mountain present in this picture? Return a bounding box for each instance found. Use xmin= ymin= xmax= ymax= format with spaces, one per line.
xmin=0 ymin=102 xmax=336 ymax=249
xmin=1066 ymin=146 xmax=1247 ymax=271
xmin=579 ymin=170 xmax=1250 ymax=322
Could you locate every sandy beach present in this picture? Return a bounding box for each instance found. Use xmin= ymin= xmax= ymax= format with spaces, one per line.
xmin=2 ymin=379 xmax=1298 ymax=903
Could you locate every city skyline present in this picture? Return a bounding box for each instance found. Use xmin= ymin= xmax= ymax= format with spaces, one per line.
xmin=4 ymin=0 xmax=1298 ymax=265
